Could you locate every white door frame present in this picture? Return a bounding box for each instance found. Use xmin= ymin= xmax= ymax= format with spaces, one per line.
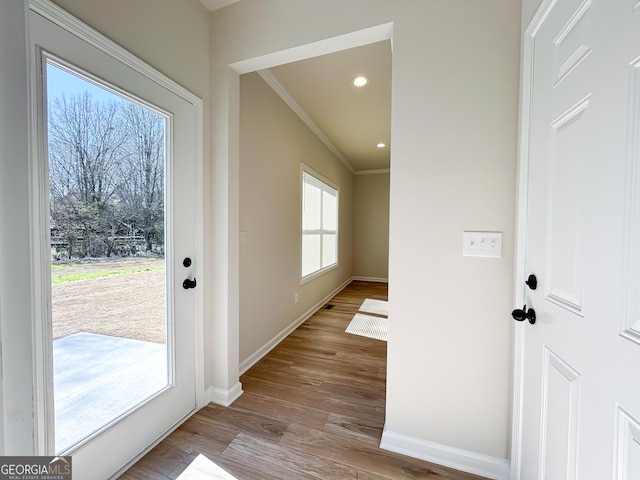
xmin=510 ymin=1 xmax=558 ymax=478
xmin=27 ymin=0 xmax=207 ymax=457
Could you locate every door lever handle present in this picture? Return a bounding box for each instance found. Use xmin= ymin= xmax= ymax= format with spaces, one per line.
xmin=183 ymin=278 xmax=197 ymax=290
xmin=512 ymin=305 xmax=536 ymax=324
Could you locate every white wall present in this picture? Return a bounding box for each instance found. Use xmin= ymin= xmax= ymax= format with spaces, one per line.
xmin=0 ymin=0 xmax=210 ymax=454
xmin=239 ymin=72 xmax=353 ymax=366
xmin=209 ymin=0 xmax=521 ymax=470
xmin=354 ymin=173 xmax=389 ymax=280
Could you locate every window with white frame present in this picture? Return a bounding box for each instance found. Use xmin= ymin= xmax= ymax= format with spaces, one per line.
xmin=301 ymin=168 xmax=338 ymax=279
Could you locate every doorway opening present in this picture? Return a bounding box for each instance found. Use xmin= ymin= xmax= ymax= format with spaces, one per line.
xmin=236 ymin=30 xmax=392 ymax=380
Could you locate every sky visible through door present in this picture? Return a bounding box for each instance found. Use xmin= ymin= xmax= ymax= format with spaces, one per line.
xmin=46 ymin=61 xmax=170 ymax=453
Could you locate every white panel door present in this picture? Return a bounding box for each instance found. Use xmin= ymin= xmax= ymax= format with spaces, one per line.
xmin=518 ymin=1 xmax=640 ymax=478
xmin=29 ymin=3 xmax=201 ymax=479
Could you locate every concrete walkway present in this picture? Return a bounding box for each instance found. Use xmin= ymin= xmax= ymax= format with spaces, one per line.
xmin=53 ymin=332 xmax=167 ymax=452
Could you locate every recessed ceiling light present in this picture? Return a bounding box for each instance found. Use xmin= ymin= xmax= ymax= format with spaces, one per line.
xmin=377 ymin=143 xmax=387 ymax=148
xmin=353 ymin=76 xmax=369 ymax=87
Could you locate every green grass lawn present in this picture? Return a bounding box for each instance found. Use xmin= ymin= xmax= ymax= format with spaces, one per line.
xmin=52 ymin=267 xmax=164 ymax=284
xmin=51 ymin=259 xmax=165 ymax=284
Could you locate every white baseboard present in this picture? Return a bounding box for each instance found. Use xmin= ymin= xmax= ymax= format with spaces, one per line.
xmin=239 ymin=277 xmax=353 ymax=374
xmin=380 ymin=427 xmax=510 ymax=480
xmin=352 ymin=276 xmax=388 ymax=283
xmin=207 ymin=382 xmax=243 ymax=407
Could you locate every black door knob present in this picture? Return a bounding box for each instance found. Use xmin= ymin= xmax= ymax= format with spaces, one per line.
xmin=525 ymin=274 xmax=537 ymax=290
xmin=512 ymin=305 xmax=536 ymax=324
xmin=183 ymin=278 xmax=197 ymax=289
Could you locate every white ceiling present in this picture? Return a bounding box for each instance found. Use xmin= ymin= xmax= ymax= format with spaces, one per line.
xmin=265 ymin=40 xmax=392 ymax=173
xmin=201 ymin=0 xmax=392 ymax=173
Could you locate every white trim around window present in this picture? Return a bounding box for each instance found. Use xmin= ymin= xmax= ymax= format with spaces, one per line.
xmin=300 ymin=164 xmax=338 ymax=283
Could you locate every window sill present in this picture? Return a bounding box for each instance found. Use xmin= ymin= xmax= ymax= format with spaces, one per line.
xmin=300 ymin=263 xmax=338 ymax=285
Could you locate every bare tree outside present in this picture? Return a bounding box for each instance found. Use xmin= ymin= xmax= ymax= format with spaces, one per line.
xmin=119 ymin=104 xmax=165 ymax=253
xmin=48 ymin=89 xmax=166 ymax=258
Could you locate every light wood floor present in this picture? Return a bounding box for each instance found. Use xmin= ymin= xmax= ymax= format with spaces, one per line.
xmin=120 ymin=280 xmax=486 ymax=480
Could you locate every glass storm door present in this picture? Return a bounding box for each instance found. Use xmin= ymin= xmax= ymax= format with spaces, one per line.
xmin=30 ymin=6 xmax=201 ymax=479
xmin=46 ymin=60 xmax=172 ymax=453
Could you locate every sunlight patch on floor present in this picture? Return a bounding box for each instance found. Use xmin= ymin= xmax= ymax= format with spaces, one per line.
xmin=358 ymin=298 xmax=388 ymax=316
xmin=346 ymin=298 xmax=389 ymax=341
xmin=346 ymin=313 xmax=388 ymax=341
xmin=177 ymin=454 xmax=238 ymax=480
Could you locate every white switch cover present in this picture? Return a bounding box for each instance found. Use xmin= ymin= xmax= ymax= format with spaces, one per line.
xmin=463 ymin=231 xmax=502 ymax=258
xmin=239 ymin=231 xmax=246 ymax=247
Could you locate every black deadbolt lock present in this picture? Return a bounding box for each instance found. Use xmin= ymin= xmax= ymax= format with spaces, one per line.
xmin=183 ymin=257 xmax=192 ymax=268
xmin=525 ymin=274 xmax=537 ymax=290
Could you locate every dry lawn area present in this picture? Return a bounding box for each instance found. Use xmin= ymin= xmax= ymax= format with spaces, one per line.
xmin=51 ymin=257 xmax=166 ymax=344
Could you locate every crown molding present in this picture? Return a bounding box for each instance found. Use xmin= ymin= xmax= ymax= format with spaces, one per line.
xmin=256 ymin=69 xmax=356 ymax=175
xmin=354 ymin=168 xmax=390 ymax=175
xmin=200 ymin=0 xmax=241 ymax=12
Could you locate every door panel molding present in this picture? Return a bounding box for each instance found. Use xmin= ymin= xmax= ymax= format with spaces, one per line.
xmin=614 ymin=404 xmax=640 ymax=480
xmin=544 ymin=94 xmax=591 ymax=317
xmin=552 ymin=0 xmax=593 ymax=88
xmin=622 ymin=57 xmax=640 ymax=345
xmin=539 ymin=346 xmax=581 ymax=480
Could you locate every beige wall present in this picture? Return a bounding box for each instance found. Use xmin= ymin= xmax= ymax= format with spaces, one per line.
xmin=239 ymin=72 xmax=353 ymax=365
xmin=209 ymin=0 xmax=520 ymax=467
xmin=51 ymin=0 xmax=210 ymax=103
xmin=354 ymin=173 xmax=389 ymax=280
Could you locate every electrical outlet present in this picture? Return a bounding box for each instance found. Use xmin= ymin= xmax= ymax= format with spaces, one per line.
xmin=462 ymin=231 xmax=502 ymax=258
xmin=239 ymin=231 xmax=246 ymax=247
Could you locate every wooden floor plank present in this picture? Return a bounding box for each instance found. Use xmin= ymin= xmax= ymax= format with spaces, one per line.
xmin=127 ymin=440 xmax=193 ymax=478
xmin=194 ymin=403 xmax=290 ymax=444
xmin=357 ymin=470 xmax=396 ymax=480
xmin=222 ymin=432 xmax=358 ymax=480
xmin=121 ymin=280 xmax=487 ymax=480
xmin=322 ymin=412 xmax=384 ymax=445
xmin=119 ymin=465 xmax=171 ymax=480
xmin=231 ymin=391 xmax=329 ymax=430
xmin=280 ymin=424 xmax=484 ymax=480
